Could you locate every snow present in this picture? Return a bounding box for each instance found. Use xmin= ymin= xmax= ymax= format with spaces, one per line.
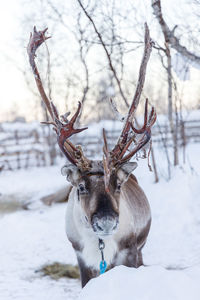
xmin=0 ymin=143 xmax=200 ymax=299
xmin=0 ymin=204 xmax=80 ymax=300
xmin=0 ymin=165 xmax=67 ymax=206
xmin=79 ymin=265 xmax=200 ymax=300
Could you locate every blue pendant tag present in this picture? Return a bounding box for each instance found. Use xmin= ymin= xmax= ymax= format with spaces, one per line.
xmin=100 ymin=260 xmax=107 ymax=274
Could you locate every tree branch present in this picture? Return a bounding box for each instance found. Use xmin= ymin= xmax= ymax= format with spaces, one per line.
xmin=152 ymin=0 xmax=200 ymax=65
xmin=77 ymin=0 xmax=129 ymax=107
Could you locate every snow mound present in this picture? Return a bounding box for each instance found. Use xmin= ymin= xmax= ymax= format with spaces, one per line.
xmin=79 ymin=265 xmax=200 ymax=300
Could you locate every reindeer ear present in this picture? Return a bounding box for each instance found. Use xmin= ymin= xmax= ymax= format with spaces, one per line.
xmin=61 ymin=165 xmax=81 ymax=186
xmin=117 ymin=162 xmax=138 ymax=183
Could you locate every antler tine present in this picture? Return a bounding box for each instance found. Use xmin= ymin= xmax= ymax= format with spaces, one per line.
xmin=110 ymin=23 xmax=155 ymax=168
xmin=131 ymin=99 xmax=148 ymax=134
xmin=109 ymin=98 xmax=124 ymax=122
xmin=50 ymin=101 xmax=59 ymax=121
xmin=70 ymin=101 xmax=82 ymax=125
xmin=120 ymin=134 xmax=151 ymax=164
xmin=27 ymin=26 xmax=53 ymax=119
xmin=51 ymin=99 xmax=88 ymax=165
xmin=148 ymin=106 xmax=157 ymax=126
xmin=118 ymin=136 xmax=136 ymax=160
xmin=119 ymin=108 xmax=157 ymax=165
xmin=102 ymin=129 xmax=111 ymax=193
xmin=27 ymin=27 xmax=90 ymax=169
xmin=131 ymin=99 xmax=156 ymax=135
xmin=103 ymin=128 xmax=108 ymax=154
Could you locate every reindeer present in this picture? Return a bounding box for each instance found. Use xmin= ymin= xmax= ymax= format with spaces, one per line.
xmin=27 ymin=24 xmax=156 ymax=287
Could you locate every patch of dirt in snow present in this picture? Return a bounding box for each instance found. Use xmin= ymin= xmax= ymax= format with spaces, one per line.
xmin=39 ymin=262 xmax=80 ymax=280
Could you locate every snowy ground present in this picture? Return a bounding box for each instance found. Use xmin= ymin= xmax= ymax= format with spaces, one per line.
xmin=0 ymin=144 xmax=200 ymax=299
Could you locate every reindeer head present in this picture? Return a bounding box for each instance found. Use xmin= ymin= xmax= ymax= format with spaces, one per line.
xmin=27 ymin=25 xmax=156 ymax=237
xmin=61 ymin=161 xmax=137 ymax=237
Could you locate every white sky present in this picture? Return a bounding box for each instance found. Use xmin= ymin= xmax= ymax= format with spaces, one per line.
xmin=0 ymin=0 xmax=32 ymax=121
xmin=0 ymin=0 xmax=200 ymax=122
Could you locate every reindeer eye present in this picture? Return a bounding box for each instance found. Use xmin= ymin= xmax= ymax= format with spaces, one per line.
xmin=117 ymin=183 xmax=121 ymax=191
xmin=78 ymin=183 xmax=87 ymax=194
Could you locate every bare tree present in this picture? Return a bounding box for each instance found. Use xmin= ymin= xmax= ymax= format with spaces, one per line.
xmin=151 ymin=0 xmax=200 ymax=167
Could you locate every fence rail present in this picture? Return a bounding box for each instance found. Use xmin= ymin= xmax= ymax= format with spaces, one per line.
xmin=0 ymin=119 xmax=200 ymax=171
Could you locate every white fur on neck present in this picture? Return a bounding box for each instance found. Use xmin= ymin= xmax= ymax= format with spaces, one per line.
xmin=79 ymin=233 xmax=118 ymax=269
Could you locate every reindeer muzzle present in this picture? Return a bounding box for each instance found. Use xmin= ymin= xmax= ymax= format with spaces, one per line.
xmin=91 ymin=212 xmax=119 ymax=237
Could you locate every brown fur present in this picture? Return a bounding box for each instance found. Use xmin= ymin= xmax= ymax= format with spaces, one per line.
xmin=65 ymin=164 xmax=151 ymax=287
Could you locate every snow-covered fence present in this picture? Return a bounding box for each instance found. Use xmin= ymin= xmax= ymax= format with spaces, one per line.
xmin=76 ymin=119 xmax=200 ymax=153
xmin=0 ymin=122 xmax=60 ymax=171
xmin=152 ymin=119 xmax=200 ymax=146
xmin=0 ymin=118 xmax=200 ymax=172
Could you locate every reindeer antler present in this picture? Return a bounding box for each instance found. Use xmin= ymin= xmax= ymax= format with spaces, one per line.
xmin=27 ymin=25 xmax=156 ymax=189
xmin=27 ymin=26 xmax=91 ymax=169
xmin=103 ymin=23 xmax=156 ymax=190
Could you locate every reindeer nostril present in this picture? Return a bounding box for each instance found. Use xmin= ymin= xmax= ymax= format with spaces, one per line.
xmin=96 ymin=223 xmax=104 ymax=231
xmin=113 ymin=222 xmax=118 ymax=230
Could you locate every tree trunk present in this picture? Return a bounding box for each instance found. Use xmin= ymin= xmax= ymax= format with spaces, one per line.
xmin=166 ymin=44 xmax=179 ymax=166
xmin=151 ymin=147 xmax=159 ymax=183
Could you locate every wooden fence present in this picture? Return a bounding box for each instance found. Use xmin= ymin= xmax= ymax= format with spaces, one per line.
xmin=0 ymin=119 xmax=200 ymax=172
xmin=0 ymin=123 xmax=59 ymax=171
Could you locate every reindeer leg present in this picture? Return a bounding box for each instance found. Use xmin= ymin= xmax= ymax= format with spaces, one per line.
xmin=115 ymin=237 xmax=143 ymax=268
xmin=124 ymin=246 xmax=141 ymax=268
xmin=77 ymin=255 xmax=97 ymax=287
xmin=136 ymin=248 xmax=144 ymax=267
